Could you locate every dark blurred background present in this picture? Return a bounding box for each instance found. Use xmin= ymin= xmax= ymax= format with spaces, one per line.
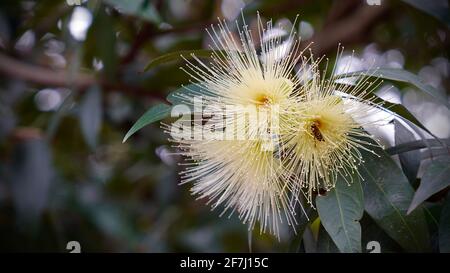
xmin=0 ymin=0 xmax=449 ymax=252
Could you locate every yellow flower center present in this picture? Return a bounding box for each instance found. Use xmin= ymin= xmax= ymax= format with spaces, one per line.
xmin=255 ymin=94 xmax=273 ymax=106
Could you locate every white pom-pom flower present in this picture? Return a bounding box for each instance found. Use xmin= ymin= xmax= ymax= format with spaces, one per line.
xmin=163 ymin=14 xmax=384 ymax=238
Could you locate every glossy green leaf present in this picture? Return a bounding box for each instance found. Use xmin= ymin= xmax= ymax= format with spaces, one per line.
xmin=395 ymin=120 xmax=420 ymax=184
xmin=122 ymin=103 xmax=171 ymax=142
xmin=123 ymin=82 xmax=216 ymax=143
xmin=316 ymin=175 xmax=364 ymax=253
xmin=360 ymin=214 xmax=403 ymax=253
xmin=386 ymin=138 xmax=449 ymax=155
xmin=423 ymin=204 xmax=442 ymax=252
xmin=145 ymin=50 xmax=228 ymax=72
xmin=439 ymin=195 xmax=450 ymax=253
xmin=316 ymin=224 xmax=339 ymax=253
xmin=335 ymin=82 xmax=434 ymax=136
xmin=336 ymin=68 xmax=449 ymax=108
xmin=408 ymin=157 xmax=450 ymax=214
xmin=360 ymin=146 xmax=431 ymax=252
xmin=371 ymin=95 xmax=434 ymax=137
xmin=166 ymin=83 xmax=216 ymax=106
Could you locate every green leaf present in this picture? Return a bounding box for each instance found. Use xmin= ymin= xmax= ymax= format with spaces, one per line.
xmin=395 ymin=120 xmax=420 ymax=184
xmin=423 ymin=204 xmax=442 ymax=252
xmin=166 ymin=83 xmax=216 ymax=106
xmin=360 ymin=146 xmax=431 ymax=252
xmin=336 ymin=68 xmax=449 ymax=108
xmin=104 ymin=0 xmax=161 ymax=24
xmin=386 ymin=138 xmax=450 ymax=155
xmin=408 ymin=157 xmax=450 ymax=214
xmin=144 ymin=49 xmax=227 ymax=72
xmin=316 ymin=175 xmax=364 ymax=253
xmin=360 ymin=214 xmax=403 ymax=253
xmin=370 ymin=95 xmax=435 ymax=137
xmin=302 ymin=226 xmax=317 ymax=253
xmin=79 ymin=85 xmax=102 ymax=149
xmin=288 ymin=206 xmax=317 ymax=253
xmin=123 ymin=82 xmax=216 ymax=143
xmin=402 ymin=0 xmax=450 ymax=28
xmin=335 ymin=82 xmax=434 ymax=137
xmin=439 ymin=195 xmax=450 ymax=253
xmin=122 ymin=103 xmax=171 ymax=142
xmin=316 ymin=224 xmax=339 ymax=253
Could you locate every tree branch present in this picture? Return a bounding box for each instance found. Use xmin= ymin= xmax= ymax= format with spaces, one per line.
xmin=304 ymin=4 xmax=389 ymax=56
xmin=0 ymin=52 xmax=164 ymax=101
xmin=120 ymin=23 xmax=155 ymax=66
xmin=323 ymin=0 xmax=361 ymax=28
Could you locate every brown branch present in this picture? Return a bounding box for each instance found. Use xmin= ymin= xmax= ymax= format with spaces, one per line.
xmin=0 ymin=53 xmax=94 ymax=88
xmin=323 ymin=0 xmax=361 ymax=27
xmin=0 ymin=52 xmax=164 ymax=101
xmin=155 ymin=20 xmax=216 ymax=36
xmin=304 ymin=3 xmax=389 ymax=56
xmin=120 ymin=23 xmax=155 ymax=66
